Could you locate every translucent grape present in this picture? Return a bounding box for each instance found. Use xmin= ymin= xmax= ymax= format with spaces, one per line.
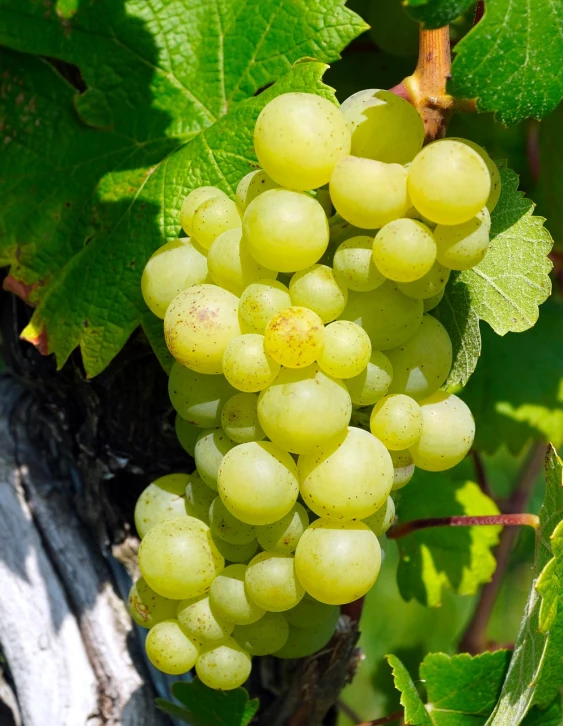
xmin=340 ymin=89 xmax=424 ymax=164
xmin=209 ymin=564 xmax=265 ymax=625
xmin=264 ymin=306 xmax=325 ymax=369
xmin=192 ymin=195 xmax=241 ymax=250
xmin=168 ymin=361 xmax=236 ymax=427
xmin=257 ymin=364 xmax=352 ymax=454
xmin=233 ymin=612 xmax=289 ymax=655
xmin=289 ymin=265 xmax=348 ymax=323
xmin=243 ymin=189 xmax=329 ymax=272
xmin=128 ymin=577 xmax=178 ymax=629
xmin=448 ymin=137 xmax=501 ymax=212
xmin=333 ymin=236 xmax=386 ymax=292
xmin=284 ymin=597 xmax=339 ymax=629
xmin=295 ymin=520 xmax=381 ymax=604
xmin=318 ymin=320 xmax=372 ymax=379
xmin=209 ymin=497 xmax=258 ymax=545
xmin=363 ymin=497 xmax=395 ymax=536
xmin=235 ymin=169 xmax=279 ymax=213
xmin=164 ymin=285 xmax=241 ymax=374
xmin=194 ymin=428 xmax=236 ymax=490
xmin=370 ymin=394 xmax=423 ymax=450
xmin=175 ymin=414 xmax=200 ymax=456
xmin=134 ymin=473 xmax=188 ymax=538
xmin=256 ymin=503 xmax=309 ymax=554
xmin=254 ymin=92 xmax=351 ymax=191
xmin=273 ymin=617 xmax=338 ymax=659
xmin=146 ymin=620 xmax=199 ymax=675
xmin=180 ymin=186 xmax=227 ymax=237
xmin=390 ymin=449 xmax=415 ymax=490
xmin=339 ymin=280 xmax=423 ymax=350
xmin=396 ymin=262 xmax=450 ymax=300
xmin=220 ymin=392 xmax=266 ymax=443
xmin=222 ymin=334 xmax=280 ymax=392
xmin=410 ymin=392 xmax=475 ymax=471
xmin=330 ymin=156 xmax=409 ymax=228
xmin=139 ymin=517 xmax=224 ymax=599
xmin=177 ymin=594 xmax=234 ymax=645
xmin=184 ymin=471 xmax=215 ymax=524
xmin=218 ymin=441 xmax=299 ymax=525
xmin=238 ymin=279 xmax=292 ymax=334
xmin=435 ymin=208 xmax=490 ymax=270
xmin=373 ymin=219 xmax=437 ymax=283
xmin=141 ymin=239 xmax=209 ymax=318
xmin=298 ymin=426 xmax=393 ymax=521
xmin=213 ymin=537 xmax=259 ymax=565
xmin=196 ymin=638 xmax=252 ymax=690
xmin=386 ymin=314 xmax=452 ymax=400
xmin=407 ymin=140 xmax=491 ymax=225
xmin=345 ymin=350 xmax=393 ymax=406
xmin=207 ymin=228 xmax=276 ymax=295
xmin=245 ymin=552 xmax=305 ymax=612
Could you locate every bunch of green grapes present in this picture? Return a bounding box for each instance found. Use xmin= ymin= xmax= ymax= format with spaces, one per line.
xmin=134 ymin=88 xmax=499 ymax=690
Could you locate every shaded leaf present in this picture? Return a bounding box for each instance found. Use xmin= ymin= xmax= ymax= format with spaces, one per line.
xmin=403 ymin=0 xmax=475 ymax=29
xmin=536 ymin=101 xmax=563 ymax=246
xmin=386 ymin=654 xmax=432 ymax=726
xmin=157 ymin=679 xmax=259 ymax=726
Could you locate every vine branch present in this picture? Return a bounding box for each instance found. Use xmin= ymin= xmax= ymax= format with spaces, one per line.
xmin=387 ymin=513 xmax=539 ymax=540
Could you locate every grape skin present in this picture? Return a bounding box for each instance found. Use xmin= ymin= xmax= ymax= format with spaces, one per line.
xmin=238 ymin=279 xmax=291 ymax=334
xmin=289 ymin=264 xmax=348 ymax=323
xmin=256 ymin=503 xmax=309 ymax=554
xmin=372 ymin=219 xmax=437 ymax=283
xmin=146 ymin=620 xmax=199 ymax=675
xmin=207 ymin=228 xmax=277 ymax=295
xmin=175 ymin=414 xmax=200 ymax=456
xmin=222 ymin=334 xmax=280 ymax=392
xmin=177 ymin=594 xmax=234 ymax=645
xmin=220 ymin=392 xmax=266 ymax=443
xmin=333 ymin=235 xmax=387 ymax=292
xmin=318 ymin=320 xmax=372 ymax=379
xmin=370 ymin=394 xmax=424 ymax=450
xmin=236 ymin=169 xmax=279 ymax=213
xmin=363 ymin=497 xmax=395 ymax=536
xmin=345 ymin=350 xmax=393 ymax=406
xmin=209 ymin=564 xmax=265 ymax=625
xmin=233 ymin=612 xmax=289 ymax=656
xmin=168 ymin=361 xmax=236 ymax=428
xmin=196 ymin=638 xmax=252 ymax=690
xmin=192 ymin=195 xmax=241 ymax=250
xmin=245 ymin=552 xmax=305 ymax=612
xmin=390 ymin=449 xmax=415 ymax=490
xmin=134 ymin=474 xmax=189 ymax=539
xmin=209 ymin=496 xmax=258 ymax=545
xmin=194 ymin=428 xmax=236 ymax=490
xmin=184 ymin=471 xmax=215 ymax=524
xmin=180 ymin=186 xmax=227 ymax=237
xmin=129 ymin=577 xmax=178 ymax=629
xmin=264 ymin=306 xmax=325 ymax=369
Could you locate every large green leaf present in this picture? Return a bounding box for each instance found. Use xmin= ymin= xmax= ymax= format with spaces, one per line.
xmin=403 ymin=0 xmax=475 ymax=29
xmin=449 ymin=1 xmax=563 ymax=125
xmin=0 ymin=0 xmax=366 ymax=376
xmin=386 ymin=654 xmax=432 ymax=726
xmin=157 ymin=680 xmax=258 ymax=726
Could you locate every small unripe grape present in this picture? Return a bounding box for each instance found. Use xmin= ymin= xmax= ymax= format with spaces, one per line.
xmin=264 ymin=306 xmax=325 ymax=369
xmin=370 ymin=394 xmax=424 ymax=450
xmin=128 ymin=577 xmax=177 ymax=629
xmin=180 ymin=186 xmax=227 ymax=236
xmin=196 ymin=638 xmax=252 ymax=690
xmin=289 ymin=265 xmax=348 ymax=323
xmin=213 ymin=537 xmax=259 ymax=565
xmin=333 ymin=235 xmax=386 ymax=292
xmin=209 ymin=564 xmax=265 ymax=625
xmin=434 ymin=208 xmax=490 ymax=270
xmin=207 ymin=228 xmax=276 ymax=295
xmin=146 ymin=620 xmax=199 ymax=675
xmin=318 ymin=320 xmax=372 ymax=379
xmin=192 ymin=195 xmax=241 ymax=250
xmin=177 ymin=594 xmax=234 ymax=645
xmin=209 ymin=496 xmax=258 ymax=545
xmin=396 ymin=262 xmax=450 ymax=300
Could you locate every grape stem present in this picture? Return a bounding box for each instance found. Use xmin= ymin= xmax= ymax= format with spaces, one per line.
xmin=387 ymin=513 xmax=540 ymax=540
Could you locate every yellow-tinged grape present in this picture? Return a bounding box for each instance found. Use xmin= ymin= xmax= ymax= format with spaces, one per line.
xmin=169 ymin=362 xmax=236 ymax=427
xmin=410 ymin=392 xmax=475 ymax=471
xmin=396 ymin=262 xmax=450 ymax=300
xmin=407 ymin=140 xmax=491 ymax=225
xmin=238 ymin=279 xmax=292 ymax=334
xmin=218 ymin=442 xmax=299 ymax=525
xmin=256 ymin=503 xmax=309 ymax=554
xmin=435 ymin=207 xmax=490 ymax=270
xmin=318 ymin=320 xmax=371 ymax=379
xmin=284 ymin=597 xmax=339 ymax=628
xmin=330 ymin=156 xmax=409 ymax=229
xmin=194 ymin=428 xmax=236 ymax=491
xmin=141 ymin=239 xmax=209 ymax=318
xmin=257 ymin=364 xmax=352 ymax=454
xmin=180 ymin=186 xmax=228 ymax=237
xmin=243 ymin=190 xmax=329 ymax=272
xmin=146 ymin=620 xmax=199 ymax=675
xmin=254 ymin=92 xmax=351 ymax=191
xmin=128 ymin=577 xmax=178 ymax=629
xmin=196 ymin=638 xmax=252 ymax=690
xmin=233 ymin=612 xmax=289 ymax=655
xmin=220 ymin=393 xmax=266 ymax=443
xmin=209 ymin=497 xmax=258 ymax=545
xmin=213 ymin=537 xmax=259 ymax=564
xmin=345 ymin=350 xmax=393 ymax=406
xmin=139 ymin=517 xmax=224 ymax=599
xmin=222 ymin=334 xmax=280 ymax=392
xmin=175 ymin=414 xmax=200 ymax=456
xmin=298 ymin=426 xmax=393 ymax=521
xmin=207 ymin=228 xmax=277 ymax=295
xmin=390 ymin=449 xmax=415 ymax=490
xmin=387 ymin=315 xmax=452 ymax=400
xmin=363 ymin=497 xmax=395 ymax=536
xmin=164 ymin=285 xmax=241 ymax=374
xmin=333 ymin=236 xmax=386 ymax=292
xmin=448 ymin=137 xmax=501 ymax=212
xmin=245 ymin=552 xmax=305 ymax=612
xmin=370 ymin=394 xmax=423 ymax=450
xmin=423 ymin=288 xmax=445 ymax=312
xmin=273 ymin=616 xmax=338 ymax=659
xmin=341 ymin=89 xmax=424 ymax=164
xmin=177 ymin=594 xmax=234 ymax=645
xmin=192 ymin=195 xmax=241 ymax=250
xmin=184 ymin=471 xmax=215 ymax=524
xmin=134 ymin=474 xmax=188 ymax=539
xmin=295 ymin=520 xmax=381 ymax=605
xmin=339 ymin=280 xmax=423 ymax=351
xmin=209 ymin=564 xmax=265 ymax=624
xmin=235 ymin=169 xmax=279 ymax=213
xmin=264 ymin=306 xmax=325 ymax=369
xmin=289 ymin=265 xmax=348 ymax=323
xmin=373 ymin=219 xmax=437 ymax=283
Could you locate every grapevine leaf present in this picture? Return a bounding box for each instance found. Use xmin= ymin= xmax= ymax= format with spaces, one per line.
xmin=396 ymin=474 xmax=501 ymax=607
xmin=156 ymin=680 xmax=259 ymax=726
xmin=536 ymin=102 xmax=563 ymax=246
xmin=449 ymin=0 xmax=563 ymax=125
xmin=386 ymin=655 xmax=432 ymax=726
xmin=461 ymin=300 xmax=563 ymax=454
xmin=0 ymin=0 xmax=366 ymax=377
xmin=522 ymin=701 xmax=563 ymax=726
xmin=535 ymin=520 xmax=563 ymax=634
xmin=402 ymin=0 xmax=476 ymax=29
xmin=484 ymin=446 xmax=563 ymax=726
xmin=434 ymin=166 xmax=553 ymax=388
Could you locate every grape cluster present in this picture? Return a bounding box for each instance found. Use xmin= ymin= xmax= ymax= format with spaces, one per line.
xmin=133 ymin=88 xmax=498 ymax=690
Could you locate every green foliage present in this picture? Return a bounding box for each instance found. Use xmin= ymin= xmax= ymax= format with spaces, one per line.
xmin=536 ymin=102 xmax=563 ymax=245
xmin=157 ymin=679 xmax=258 ymax=726
xmin=403 ymin=0 xmax=476 ymax=29
xmin=386 ymin=654 xmax=432 ymax=726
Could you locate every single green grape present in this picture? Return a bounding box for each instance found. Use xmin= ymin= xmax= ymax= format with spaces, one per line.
xmin=447 ymin=137 xmax=501 ymax=212
xmin=168 ymin=361 xmax=236 ymax=427
xmin=373 ymin=219 xmax=437 ymax=283
xmin=370 ymin=394 xmax=423 ymax=450
xmin=235 ymin=169 xmax=279 ymax=213
xmin=289 ymin=264 xmax=348 ymax=323
xmin=134 ymin=473 xmax=189 ymax=539
xmin=222 ymin=334 xmax=280 ymax=392
xmin=146 ymin=620 xmax=199 ymax=675
xmin=396 ymin=262 xmax=450 ymax=300
xmin=128 ymin=577 xmax=178 ymax=629
xmin=177 ymin=594 xmax=234 ymax=645
xmin=318 ymin=320 xmax=372 ymax=379
xmin=207 ymin=227 xmax=277 ymax=295
xmin=209 ymin=564 xmax=265 ymax=625
xmin=333 ymin=235 xmax=386 ymax=292
xmin=192 ymin=195 xmax=241 ymax=250
xmin=232 ymin=611 xmax=289 ymax=655
xmin=245 ymin=552 xmax=305 ymax=612
xmin=345 ymin=350 xmax=393 ymax=406
xmin=284 ymin=596 xmax=339 ymax=629
xmin=238 ymin=279 xmax=291 ymax=334
xmin=180 ymin=186 xmax=227 ymax=237
xmin=184 ymin=471 xmax=215 ymax=524
xmin=220 ymin=392 xmax=266 ymax=443
xmin=212 ymin=536 xmax=259 ymax=564
xmin=256 ymin=503 xmax=309 ymax=554
xmin=264 ymin=306 xmax=325 ymax=369
xmin=209 ymin=496 xmax=258 ymax=545
xmin=195 ymin=638 xmax=252 ymax=690
xmin=390 ymin=449 xmax=415 ymax=490
xmin=194 ymin=428 xmax=236 ymax=490
xmin=434 ymin=207 xmax=490 ymax=270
